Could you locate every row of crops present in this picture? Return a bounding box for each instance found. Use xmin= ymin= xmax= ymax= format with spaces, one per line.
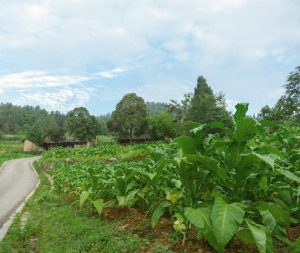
xmin=37 ymin=104 xmax=300 ymax=253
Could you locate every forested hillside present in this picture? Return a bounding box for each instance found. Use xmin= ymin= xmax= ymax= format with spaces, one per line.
xmin=0 ymin=103 xmax=49 ymax=134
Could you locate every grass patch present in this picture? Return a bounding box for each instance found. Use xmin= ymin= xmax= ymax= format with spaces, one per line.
xmin=0 ymin=141 xmax=24 ymax=153
xmin=0 ymin=140 xmax=36 ymax=165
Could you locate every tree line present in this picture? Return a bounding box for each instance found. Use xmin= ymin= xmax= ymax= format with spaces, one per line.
xmin=0 ymin=66 xmax=298 ymax=144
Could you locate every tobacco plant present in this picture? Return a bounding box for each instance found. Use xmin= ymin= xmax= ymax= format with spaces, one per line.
xmin=150 ymin=103 xmax=300 ymax=252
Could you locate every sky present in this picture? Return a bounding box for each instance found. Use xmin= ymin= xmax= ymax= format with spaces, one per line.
xmin=0 ymin=0 xmax=299 ymax=116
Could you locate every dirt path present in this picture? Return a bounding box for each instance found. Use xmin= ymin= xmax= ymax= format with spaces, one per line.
xmin=0 ymin=157 xmax=40 ymax=239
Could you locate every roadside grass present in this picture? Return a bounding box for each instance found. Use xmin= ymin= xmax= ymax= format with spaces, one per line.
xmin=0 ymin=140 xmax=35 ymax=166
xmin=0 ymin=163 xmax=144 ymax=253
xmin=0 ymin=141 xmax=24 ymax=153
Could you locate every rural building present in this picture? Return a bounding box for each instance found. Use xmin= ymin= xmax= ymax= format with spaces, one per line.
xmin=24 ymin=137 xmax=88 ymax=152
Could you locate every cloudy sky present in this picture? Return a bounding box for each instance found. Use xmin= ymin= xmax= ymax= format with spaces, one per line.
xmin=0 ymin=0 xmax=299 ymax=115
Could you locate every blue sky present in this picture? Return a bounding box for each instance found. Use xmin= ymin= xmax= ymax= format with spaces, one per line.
xmin=0 ymin=0 xmax=299 ymax=116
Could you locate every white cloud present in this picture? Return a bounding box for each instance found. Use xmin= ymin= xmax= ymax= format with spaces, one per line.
xmin=0 ymin=65 xmax=130 ymax=90
xmin=135 ymin=80 xmax=193 ymax=103
xmin=0 ymin=0 xmax=299 ymax=113
xmin=0 ymin=71 xmax=89 ymax=89
xmin=20 ymin=87 xmax=94 ymax=112
xmin=95 ymin=67 xmax=127 ymax=79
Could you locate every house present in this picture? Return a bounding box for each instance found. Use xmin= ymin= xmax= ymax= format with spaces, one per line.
xmin=24 ymin=137 xmax=88 ymax=152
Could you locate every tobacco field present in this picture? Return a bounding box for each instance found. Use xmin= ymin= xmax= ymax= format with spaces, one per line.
xmin=31 ymin=104 xmax=300 ymax=253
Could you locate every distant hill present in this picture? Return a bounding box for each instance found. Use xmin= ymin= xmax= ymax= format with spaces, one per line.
xmin=0 ymin=103 xmax=65 ymax=134
xmin=146 ymin=102 xmax=168 ymax=116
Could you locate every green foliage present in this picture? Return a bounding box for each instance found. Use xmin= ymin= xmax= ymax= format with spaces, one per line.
xmin=185 ymin=194 xmax=244 ymax=253
xmin=147 ymin=103 xmax=299 ymax=252
xmin=26 ymin=122 xmax=45 ymax=145
xmin=146 ymin=102 xmax=167 ymax=115
xmin=108 ymin=93 xmax=147 ymax=142
xmin=0 ymin=103 xmax=49 ymax=134
xmin=66 ymin=107 xmax=99 ymax=142
xmin=259 ymin=65 xmax=300 ymax=124
xmin=211 ymin=194 xmax=245 ymax=253
xmin=26 ymin=115 xmax=65 ymax=145
xmin=187 ymin=77 xmax=232 ymax=127
xmin=96 ymin=135 xmax=117 ymax=145
xmin=32 ymin=102 xmax=299 ymax=252
xmin=168 ymin=93 xmax=193 ymax=134
xmin=246 ymin=219 xmax=269 ymax=253
xmin=147 ymin=112 xmax=177 ymax=139
xmin=96 ymin=113 xmax=111 ymax=135
xmin=188 ymin=76 xmax=216 ymax=123
xmin=151 ymin=200 xmax=171 ymax=227
xmin=45 ymin=115 xmax=65 ymax=142
xmin=167 ymin=76 xmax=232 ymax=135
xmin=0 ymin=140 xmax=23 ymax=153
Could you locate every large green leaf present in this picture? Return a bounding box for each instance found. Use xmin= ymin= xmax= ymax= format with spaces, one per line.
xmin=257 ymin=202 xmax=290 ymax=226
xmin=185 ymin=207 xmax=211 ymax=229
xmin=188 ymin=155 xmax=229 ymax=184
xmin=291 ymin=236 xmax=300 ymax=253
xmin=172 ymin=136 xmax=197 ymax=155
xmin=184 ymin=207 xmax=218 ymax=251
xmin=211 ymin=195 xmax=245 ymax=253
xmin=93 ymin=199 xmax=104 ymax=216
xmin=151 ymin=200 xmax=171 ymax=228
xmin=233 ymin=117 xmax=257 ymax=144
xmin=246 ymin=219 xmax=267 ymax=253
xmin=289 ymin=153 xmax=300 ymax=164
xmin=253 ymin=152 xmax=275 ymax=169
xmin=260 ymin=210 xmax=276 ymax=233
xmin=237 ymin=228 xmax=255 ymax=244
xmin=277 ymin=169 xmax=300 ymax=184
xmin=191 ymin=121 xmax=225 ymax=135
xmin=190 ymin=123 xmax=207 ymax=135
xmin=80 ymin=191 xmax=89 ymax=208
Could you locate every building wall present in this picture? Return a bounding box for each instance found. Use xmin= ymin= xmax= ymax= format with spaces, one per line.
xmin=23 ymin=140 xmax=44 ymax=152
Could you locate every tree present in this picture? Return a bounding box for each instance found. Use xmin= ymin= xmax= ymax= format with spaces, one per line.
xmin=188 ymin=76 xmax=232 ymax=126
xmin=108 ymin=93 xmax=147 ymax=142
xmin=167 ymin=93 xmax=192 ymax=135
xmin=259 ymin=66 xmax=300 ymax=123
xmin=258 ymin=105 xmax=275 ymax=121
xmin=210 ymin=92 xmax=233 ymax=128
xmin=188 ymin=76 xmax=219 ymax=123
xmin=26 ymin=121 xmax=45 ymax=145
xmin=146 ymin=102 xmax=167 ymax=115
xmin=45 ymin=116 xmax=65 ymax=142
xmin=96 ymin=114 xmax=111 ymax=135
xmin=66 ymin=107 xmax=99 ymax=142
xmin=168 ymin=76 xmax=232 ymax=132
xmin=274 ymin=66 xmax=300 ymax=123
xmin=147 ymin=112 xmax=177 ymax=139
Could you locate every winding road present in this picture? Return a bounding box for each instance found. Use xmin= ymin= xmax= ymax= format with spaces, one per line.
xmin=0 ymin=157 xmax=40 ymax=240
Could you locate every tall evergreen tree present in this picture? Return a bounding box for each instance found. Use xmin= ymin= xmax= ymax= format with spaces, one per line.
xmin=188 ymin=76 xmax=216 ymax=123
xmin=188 ymin=76 xmax=232 ymax=126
